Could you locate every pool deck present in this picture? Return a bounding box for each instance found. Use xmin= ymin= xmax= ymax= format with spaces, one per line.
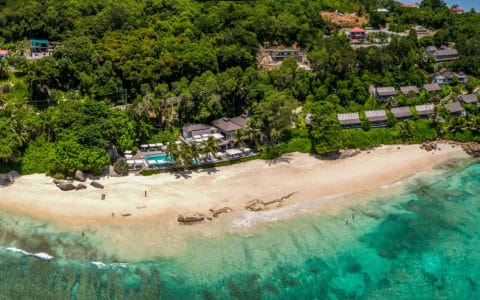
xmin=127 ymin=149 xmax=257 ymax=171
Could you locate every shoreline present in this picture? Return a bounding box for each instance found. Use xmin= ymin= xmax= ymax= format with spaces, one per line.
xmin=0 ymin=143 xmax=471 ymax=224
xmin=0 ymin=142 xmax=473 ymax=261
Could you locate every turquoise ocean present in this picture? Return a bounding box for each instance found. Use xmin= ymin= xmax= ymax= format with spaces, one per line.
xmin=0 ymin=159 xmax=479 ymax=299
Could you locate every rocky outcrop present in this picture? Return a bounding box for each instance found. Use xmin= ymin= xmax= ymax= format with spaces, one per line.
xmin=320 ymin=149 xmax=360 ymax=160
xmin=245 ymin=192 xmax=298 ymax=212
xmin=420 ymin=142 xmax=437 ymax=151
xmin=0 ymin=171 xmax=19 ymax=186
xmin=74 ymin=170 xmax=87 ymax=182
xmin=209 ymin=207 xmax=233 ymax=218
xmin=462 ymin=143 xmax=480 ymax=157
xmin=177 ymin=213 xmax=205 ymax=223
xmin=90 ymin=181 xmax=104 ymax=189
xmin=339 ymin=149 xmax=361 ymax=159
xmin=57 ymin=182 xmax=77 ymax=191
xmin=76 ymin=183 xmax=87 ymax=190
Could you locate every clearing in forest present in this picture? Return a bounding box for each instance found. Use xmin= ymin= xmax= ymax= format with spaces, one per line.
xmin=320 ymin=11 xmax=368 ymax=28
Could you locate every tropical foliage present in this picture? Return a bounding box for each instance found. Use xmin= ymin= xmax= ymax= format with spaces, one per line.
xmin=0 ymin=0 xmax=480 ymax=175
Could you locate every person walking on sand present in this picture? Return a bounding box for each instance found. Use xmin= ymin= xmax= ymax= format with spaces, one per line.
xmin=144 ymin=190 xmax=147 ymax=198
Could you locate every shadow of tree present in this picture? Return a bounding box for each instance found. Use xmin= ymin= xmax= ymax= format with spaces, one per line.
xmin=199 ymin=167 xmax=219 ymax=175
xmin=266 ymin=154 xmax=292 ymax=166
xmin=172 ymin=170 xmax=192 ymax=179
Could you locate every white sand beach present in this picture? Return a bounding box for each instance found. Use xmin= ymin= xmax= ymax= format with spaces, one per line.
xmin=0 ymin=143 xmax=470 ymax=226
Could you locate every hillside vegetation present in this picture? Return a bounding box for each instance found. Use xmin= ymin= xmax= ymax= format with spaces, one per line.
xmin=1 ymin=0 xmax=480 ymax=176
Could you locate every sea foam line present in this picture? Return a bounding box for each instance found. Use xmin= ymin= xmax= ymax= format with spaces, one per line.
xmin=2 ymin=246 xmax=129 ymax=268
xmin=3 ymin=247 xmax=54 ymax=260
xmin=90 ymin=261 xmax=129 ymax=269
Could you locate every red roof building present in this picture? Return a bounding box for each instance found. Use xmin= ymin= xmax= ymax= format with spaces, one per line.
xmin=349 ymin=27 xmax=366 ymax=42
xmin=401 ymin=3 xmax=419 ymax=8
xmin=0 ymin=50 xmax=9 ymax=59
xmin=450 ymin=7 xmax=464 ymax=13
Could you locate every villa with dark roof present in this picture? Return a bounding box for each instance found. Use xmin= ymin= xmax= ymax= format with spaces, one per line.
xmin=337 ymin=113 xmax=361 ymax=129
xmin=400 ymin=86 xmax=419 ymax=96
xmin=212 ymin=115 xmax=250 ymax=147
xmin=459 ymin=94 xmax=478 ymax=105
xmin=375 ymin=87 xmax=397 ymax=100
xmin=426 ymin=46 xmax=459 ymax=62
xmin=391 ymin=106 xmax=413 ymax=120
xmin=444 ymin=102 xmax=466 ymax=116
xmin=431 ymin=70 xmax=468 ymax=85
xmin=415 ymin=104 xmax=434 ymax=118
xmin=423 ymin=83 xmax=441 ymax=93
xmin=365 ymin=110 xmax=388 ymax=127
xmin=182 ymin=124 xmax=217 ymax=139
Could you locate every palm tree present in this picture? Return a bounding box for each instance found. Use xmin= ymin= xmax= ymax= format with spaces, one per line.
xmin=165 ymin=141 xmax=179 ymax=163
xmin=189 ymin=142 xmax=201 ymax=164
xmin=233 ymin=129 xmax=248 ymax=148
xmin=201 ymin=136 xmax=219 ymax=159
xmin=178 ymin=143 xmax=193 ymax=169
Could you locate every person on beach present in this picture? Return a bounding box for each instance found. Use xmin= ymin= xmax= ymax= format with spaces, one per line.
xmin=145 ymin=190 xmax=147 ymax=197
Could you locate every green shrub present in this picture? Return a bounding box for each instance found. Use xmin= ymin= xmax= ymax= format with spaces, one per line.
xmin=113 ymin=158 xmax=129 ymax=176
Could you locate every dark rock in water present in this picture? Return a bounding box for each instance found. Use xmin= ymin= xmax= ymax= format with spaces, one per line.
xmin=177 ymin=213 xmax=205 ymax=223
xmin=76 ymin=183 xmax=87 ymax=190
xmin=57 ymin=182 xmax=76 ymax=191
xmin=209 ymin=207 xmax=233 ymax=218
xmin=245 ymin=192 xmax=298 ymax=212
xmin=90 ymin=181 xmax=104 ymax=189
xmin=74 ymin=170 xmax=87 ymax=182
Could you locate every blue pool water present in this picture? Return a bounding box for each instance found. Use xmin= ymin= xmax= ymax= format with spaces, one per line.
xmin=0 ymin=158 xmax=479 ymax=298
xmin=144 ymin=153 xmax=174 ymax=165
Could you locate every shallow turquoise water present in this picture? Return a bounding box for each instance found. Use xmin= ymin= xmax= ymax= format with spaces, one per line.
xmin=1 ymin=160 xmax=479 ymax=299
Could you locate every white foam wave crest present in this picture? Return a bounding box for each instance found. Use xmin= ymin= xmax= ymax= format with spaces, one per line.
xmin=3 ymin=247 xmax=54 ymax=260
xmin=232 ymin=194 xmax=345 ymax=229
xmin=2 ymin=247 xmax=129 ymax=267
xmin=90 ymin=262 xmax=129 ymax=269
xmin=380 ymin=181 xmax=403 ymax=189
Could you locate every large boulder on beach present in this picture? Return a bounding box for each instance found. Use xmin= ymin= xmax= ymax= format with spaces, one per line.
xmin=177 ymin=213 xmax=205 ymax=223
xmin=74 ymin=170 xmax=87 ymax=182
xmin=0 ymin=171 xmax=19 ymax=186
xmin=339 ymin=149 xmax=361 ymax=159
xmin=57 ymin=182 xmax=76 ymax=191
xmin=90 ymin=181 xmax=104 ymax=189
xmin=76 ymin=183 xmax=87 ymax=190
xmin=421 ymin=142 xmax=437 ymax=152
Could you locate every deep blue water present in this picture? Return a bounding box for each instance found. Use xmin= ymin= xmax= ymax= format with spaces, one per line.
xmin=0 ymin=159 xmax=479 ymax=299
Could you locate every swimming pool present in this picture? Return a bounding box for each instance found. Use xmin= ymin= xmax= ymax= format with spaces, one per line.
xmin=144 ymin=153 xmax=174 ymax=167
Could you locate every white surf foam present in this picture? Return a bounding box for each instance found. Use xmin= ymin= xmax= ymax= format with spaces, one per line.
xmin=5 ymin=247 xmax=29 ymax=256
xmin=33 ymin=252 xmax=54 ymax=260
xmin=2 ymin=247 xmax=54 ymax=260
xmin=90 ymin=261 xmax=128 ymax=269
